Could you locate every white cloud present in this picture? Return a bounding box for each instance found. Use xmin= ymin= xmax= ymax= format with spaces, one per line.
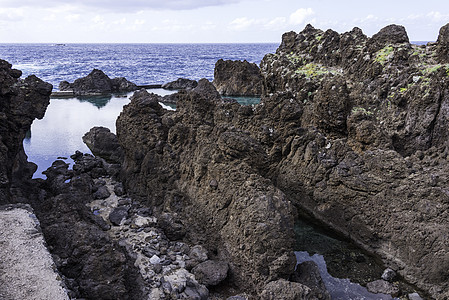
xmin=0 ymin=0 xmax=242 ymax=12
xmin=65 ymin=14 xmax=80 ymax=22
xmin=229 ymin=17 xmax=256 ymax=30
xmin=265 ymin=17 xmax=287 ymax=30
xmin=0 ymin=8 xmax=24 ymax=22
xmin=289 ymin=8 xmax=314 ymax=25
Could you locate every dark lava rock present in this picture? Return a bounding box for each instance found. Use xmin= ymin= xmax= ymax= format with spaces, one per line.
xmin=436 ymin=22 xmax=449 ymax=63
xmin=162 ymin=78 xmax=198 ymax=90
xmin=292 ymin=261 xmax=330 ymax=300
xmin=0 ymin=59 xmax=52 ymax=204
xmin=116 ymin=23 xmax=449 ymax=299
xmin=213 ymin=59 xmax=263 ymax=96
xmin=59 ymin=69 xmax=137 ymax=96
xmin=92 ymin=185 xmax=110 ymax=200
xmin=192 ymin=260 xmax=228 ymax=287
xmin=109 ymin=206 xmax=129 ymax=226
xmin=82 ymin=126 xmax=123 ymax=164
xmin=368 ymin=24 xmax=410 ymax=51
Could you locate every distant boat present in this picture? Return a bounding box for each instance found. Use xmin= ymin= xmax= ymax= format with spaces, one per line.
xmin=54 ymin=43 xmax=66 ymax=46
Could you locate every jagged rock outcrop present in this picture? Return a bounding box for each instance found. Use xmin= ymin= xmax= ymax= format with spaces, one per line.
xmin=117 ymin=23 xmax=449 ymax=299
xmin=59 ymin=69 xmax=137 ymax=96
xmin=162 ymin=78 xmax=198 ymax=90
xmin=0 ymin=59 xmax=52 ymax=205
xmin=116 ymin=81 xmax=298 ymax=297
xmin=213 ymin=59 xmax=263 ymax=96
xmin=258 ymin=23 xmax=449 ymax=299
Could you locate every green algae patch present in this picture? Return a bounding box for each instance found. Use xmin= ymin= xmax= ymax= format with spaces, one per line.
xmin=375 ymin=45 xmax=394 ymax=65
xmin=295 ymin=63 xmax=334 ymax=78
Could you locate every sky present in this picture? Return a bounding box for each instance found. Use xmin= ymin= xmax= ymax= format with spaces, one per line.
xmin=0 ymin=0 xmax=448 ymax=43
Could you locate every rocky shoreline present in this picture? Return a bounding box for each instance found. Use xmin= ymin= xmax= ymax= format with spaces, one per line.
xmin=2 ymin=22 xmax=449 ymax=299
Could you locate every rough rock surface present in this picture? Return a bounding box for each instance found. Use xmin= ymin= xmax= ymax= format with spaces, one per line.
xmin=0 ymin=59 xmax=52 ymax=205
xmin=117 ymin=81 xmax=297 ymax=296
xmin=27 ymin=155 xmax=144 ymax=299
xmin=162 ymin=78 xmax=198 ymax=90
xmin=83 ymin=126 xmax=123 ymax=164
xmin=59 ymin=69 xmax=137 ymax=96
xmin=258 ymin=23 xmax=449 ymax=299
xmin=213 ymin=59 xmax=263 ymax=96
xmin=117 ymin=23 xmax=449 ymax=299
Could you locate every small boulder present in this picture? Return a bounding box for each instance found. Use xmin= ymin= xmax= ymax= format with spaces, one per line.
xmin=192 ymin=260 xmax=229 ymax=286
xmin=366 ymin=280 xmax=400 ymax=297
xmin=109 ymin=207 xmax=129 ymax=226
xmin=92 ymin=185 xmax=110 ymax=199
xmin=82 ymin=126 xmax=123 ymax=164
xmin=381 ymin=268 xmax=397 ymax=282
xmin=259 ymin=279 xmax=314 ymax=300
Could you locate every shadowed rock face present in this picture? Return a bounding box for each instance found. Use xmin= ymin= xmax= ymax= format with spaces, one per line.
xmin=213 ymin=59 xmax=263 ymax=96
xmin=0 ymin=59 xmax=52 ymax=204
xmin=117 ymin=23 xmax=449 ymax=299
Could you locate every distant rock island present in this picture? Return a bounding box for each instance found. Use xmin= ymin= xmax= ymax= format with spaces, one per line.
xmin=2 ymin=22 xmax=449 ymax=299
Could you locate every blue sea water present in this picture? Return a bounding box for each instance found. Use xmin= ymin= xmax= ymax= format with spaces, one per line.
xmin=0 ymin=43 xmax=278 ymax=89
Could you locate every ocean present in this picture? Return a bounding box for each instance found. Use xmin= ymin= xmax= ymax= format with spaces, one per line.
xmin=0 ymin=43 xmax=278 ymax=177
xmin=0 ymin=43 xmax=278 ymax=89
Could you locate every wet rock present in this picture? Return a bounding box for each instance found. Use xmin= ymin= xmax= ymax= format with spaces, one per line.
xmin=367 ymin=280 xmax=400 ymax=296
xmin=162 ymin=78 xmax=198 ymax=90
xmin=192 ymin=260 xmax=229 ymax=287
xmin=158 ymin=213 xmax=186 ymax=240
xmin=109 ymin=207 xmax=129 ymax=226
xmin=82 ymin=127 xmax=123 ymax=164
xmin=213 ymin=59 xmax=263 ymax=96
xmin=292 ymin=261 xmax=330 ymax=299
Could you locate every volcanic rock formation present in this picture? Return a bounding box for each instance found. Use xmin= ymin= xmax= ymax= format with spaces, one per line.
xmin=59 ymin=69 xmax=137 ymax=96
xmin=116 ymin=23 xmax=449 ymax=299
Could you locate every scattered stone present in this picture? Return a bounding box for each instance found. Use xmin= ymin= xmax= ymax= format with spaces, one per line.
xmin=408 ymin=292 xmax=424 ymax=300
xmin=150 ymin=255 xmax=161 ymax=264
xmin=259 ymin=279 xmax=314 ymax=300
xmin=189 ymin=245 xmax=208 ymax=263
xmin=92 ymin=185 xmax=110 ymax=199
xmin=192 ymin=260 xmax=229 ymax=287
xmin=381 ymin=268 xmax=397 ymax=282
xmin=114 ymin=183 xmax=125 ymax=196
xmin=109 ymin=207 xmax=129 ymax=226
xmin=367 ymin=280 xmax=400 ymax=297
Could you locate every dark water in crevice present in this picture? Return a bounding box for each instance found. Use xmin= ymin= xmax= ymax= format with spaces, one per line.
xmin=294 ymin=218 xmax=422 ymax=299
